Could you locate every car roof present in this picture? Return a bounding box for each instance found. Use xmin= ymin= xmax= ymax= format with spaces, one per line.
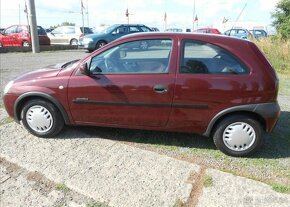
xmin=119 ymin=32 xmax=250 ymax=43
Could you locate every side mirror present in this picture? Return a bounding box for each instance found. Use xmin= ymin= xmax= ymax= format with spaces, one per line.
xmin=79 ymin=62 xmax=90 ymax=75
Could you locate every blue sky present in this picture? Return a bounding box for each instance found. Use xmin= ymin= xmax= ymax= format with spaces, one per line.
xmin=0 ymin=0 xmax=279 ymax=31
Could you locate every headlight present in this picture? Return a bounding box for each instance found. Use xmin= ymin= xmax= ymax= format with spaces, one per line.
xmin=82 ymin=38 xmax=93 ymax=44
xmin=4 ymin=80 xmax=14 ymax=94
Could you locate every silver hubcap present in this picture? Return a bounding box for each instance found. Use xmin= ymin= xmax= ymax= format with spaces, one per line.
xmin=26 ymin=105 xmax=53 ymax=133
xmin=71 ymin=40 xmax=78 ymax=45
xmin=223 ymin=122 xmax=256 ymax=151
xmin=23 ymin=41 xmax=29 ymax=47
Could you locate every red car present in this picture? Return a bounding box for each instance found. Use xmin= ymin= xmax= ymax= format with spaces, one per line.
xmin=195 ymin=27 xmax=221 ymax=34
xmin=3 ymin=33 xmax=280 ymax=156
xmin=0 ymin=25 xmax=50 ymax=47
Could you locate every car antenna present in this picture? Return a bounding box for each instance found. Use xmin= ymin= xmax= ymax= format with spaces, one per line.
xmin=231 ymin=3 xmax=247 ymax=30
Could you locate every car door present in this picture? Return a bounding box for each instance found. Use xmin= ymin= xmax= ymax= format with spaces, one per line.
xmin=171 ymin=40 xmax=249 ymax=134
xmin=1 ymin=26 xmax=18 ymax=46
xmin=49 ymin=27 xmax=64 ymax=44
xmin=68 ymin=38 xmax=176 ymax=127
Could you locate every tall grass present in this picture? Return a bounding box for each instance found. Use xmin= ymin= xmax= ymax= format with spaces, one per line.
xmin=253 ymin=37 xmax=290 ymax=75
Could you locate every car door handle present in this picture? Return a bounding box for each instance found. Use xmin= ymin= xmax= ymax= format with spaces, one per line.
xmin=153 ymin=85 xmax=168 ymax=93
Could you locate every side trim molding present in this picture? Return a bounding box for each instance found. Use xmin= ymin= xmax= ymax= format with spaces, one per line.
xmin=72 ymin=99 xmax=208 ymax=109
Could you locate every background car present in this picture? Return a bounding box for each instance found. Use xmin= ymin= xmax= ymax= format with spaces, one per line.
xmin=224 ymin=28 xmax=253 ymax=39
xmin=250 ymin=29 xmax=268 ymax=39
xmin=78 ymin=24 xmax=152 ymax=52
xmin=195 ymin=27 xmax=221 ymax=34
xmin=0 ymin=25 xmax=50 ymax=47
xmin=48 ymin=26 xmax=93 ymax=45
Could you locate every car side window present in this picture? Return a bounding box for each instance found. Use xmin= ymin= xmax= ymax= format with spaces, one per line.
xmin=180 ymin=40 xmax=248 ymax=74
xmin=5 ymin=26 xmax=17 ymax=35
xmin=129 ymin=26 xmax=141 ymax=33
xmin=52 ymin=27 xmax=63 ymax=34
xmin=64 ymin=27 xmax=75 ymax=34
xmin=114 ymin=26 xmax=127 ymax=34
xmin=140 ymin=26 xmax=151 ymax=32
xmin=89 ymin=39 xmax=172 ymax=74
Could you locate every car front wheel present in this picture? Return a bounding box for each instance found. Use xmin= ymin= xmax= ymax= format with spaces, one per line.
xmin=22 ymin=41 xmax=30 ymax=47
xmin=21 ymin=99 xmax=64 ymax=137
xmin=213 ymin=115 xmax=263 ymax=157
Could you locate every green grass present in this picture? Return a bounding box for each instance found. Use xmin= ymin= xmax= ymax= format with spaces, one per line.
xmin=0 ymin=116 xmax=13 ymax=126
xmin=86 ymin=201 xmax=110 ymax=207
xmin=271 ymin=183 xmax=290 ymax=194
xmin=55 ymin=183 xmax=70 ymax=193
xmin=203 ymin=175 xmax=213 ymax=188
xmin=254 ymin=37 xmax=290 ymax=75
xmin=173 ymin=198 xmax=185 ymax=207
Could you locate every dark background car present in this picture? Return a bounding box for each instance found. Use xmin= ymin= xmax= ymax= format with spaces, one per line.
xmin=3 ymin=33 xmax=280 ymax=157
xmin=195 ymin=27 xmax=221 ymax=34
xmin=224 ymin=28 xmax=253 ymax=39
xmin=48 ymin=26 xmax=93 ymax=45
xmin=78 ymin=24 xmax=152 ymax=52
xmin=0 ymin=25 xmax=50 ymax=47
xmin=250 ymin=29 xmax=268 ymax=39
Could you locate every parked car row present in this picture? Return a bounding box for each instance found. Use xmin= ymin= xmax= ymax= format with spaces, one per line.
xmin=0 ymin=25 xmax=50 ymax=47
xmin=0 ymin=23 xmax=268 ymax=48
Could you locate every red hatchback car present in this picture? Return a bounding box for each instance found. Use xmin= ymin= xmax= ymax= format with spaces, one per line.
xmin=195 ymin=27 xmax=221 ymax=34
xmin=3 ymin=33 xmax=280 ymax=156
xmin=0 ymin=24 xmax=50 ymax=47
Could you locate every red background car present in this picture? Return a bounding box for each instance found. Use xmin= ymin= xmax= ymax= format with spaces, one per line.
xmin=0 ymin=24 xmax=50 ymax=47
xmin=195 ymin=27 xmax=221 ymax=34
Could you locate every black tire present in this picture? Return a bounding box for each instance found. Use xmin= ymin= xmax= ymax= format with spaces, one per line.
xmin=213 ymin=115 xmax=263 ymax=157
xmin=95 ymin=40 xmax=107 ymax=50
xmin=21 ymin=99 xmax=64 ymax=138
xmin=70 ymin=38 xmax=78 ymax=45
xmin=22 ymin=40 xmax=30 ymax=47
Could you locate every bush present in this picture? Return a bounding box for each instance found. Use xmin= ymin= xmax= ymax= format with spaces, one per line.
xmin=253 ymin=37 xmax=290 ymax=75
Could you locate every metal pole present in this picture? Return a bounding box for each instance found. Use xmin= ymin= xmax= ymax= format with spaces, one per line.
xmin=27 ymin=0 xmax=39 ymax=53
xmin=193 ymin=0 xmax=195 ymax=31
xmin=81 ymin=7 xmax=84 ymax=33
xmin=19 ymin=4 xmax=21 ymax=24
xmin=86 ymin=0 xmax=89 ymax=27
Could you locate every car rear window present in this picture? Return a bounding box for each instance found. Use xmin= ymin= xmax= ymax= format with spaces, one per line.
xmin=180 ymin=40 xmax=248 ymax=75
xmin=37 ymin=26 xmax=47 ymax=35
xmin=81 ymin=27 xmax=93 ymax=34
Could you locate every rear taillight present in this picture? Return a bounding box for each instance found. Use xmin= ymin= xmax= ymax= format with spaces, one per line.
xmin=80 ymin=34 xmax=84 ymax=38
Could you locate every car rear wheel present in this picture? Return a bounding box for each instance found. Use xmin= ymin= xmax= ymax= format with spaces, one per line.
xmin=70 ymin=39 xmax=78 ymax=45
xmin=95 ymin=40 xmax=107 ymax=50
xmin=22 ymin=41 xmax=30 ymax=47
xmin=213 ymin=115 xmax=263 ymax=157
xmin=21 ymin=99 xmax=64 ymax=137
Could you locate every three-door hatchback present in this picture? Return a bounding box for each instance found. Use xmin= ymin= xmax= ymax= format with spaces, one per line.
xmin=3 ymin=33 xmax=280 ymax=156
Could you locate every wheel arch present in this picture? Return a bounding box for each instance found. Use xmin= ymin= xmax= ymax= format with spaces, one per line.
xmin=14 ymin=92 xmax=71 ymax=125
xmin=203 ymin=104 xmax=271 ymax=137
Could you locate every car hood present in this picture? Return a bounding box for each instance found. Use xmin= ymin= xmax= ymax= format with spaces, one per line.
xmin=14 ymin=59 xmax=80 ymax=83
